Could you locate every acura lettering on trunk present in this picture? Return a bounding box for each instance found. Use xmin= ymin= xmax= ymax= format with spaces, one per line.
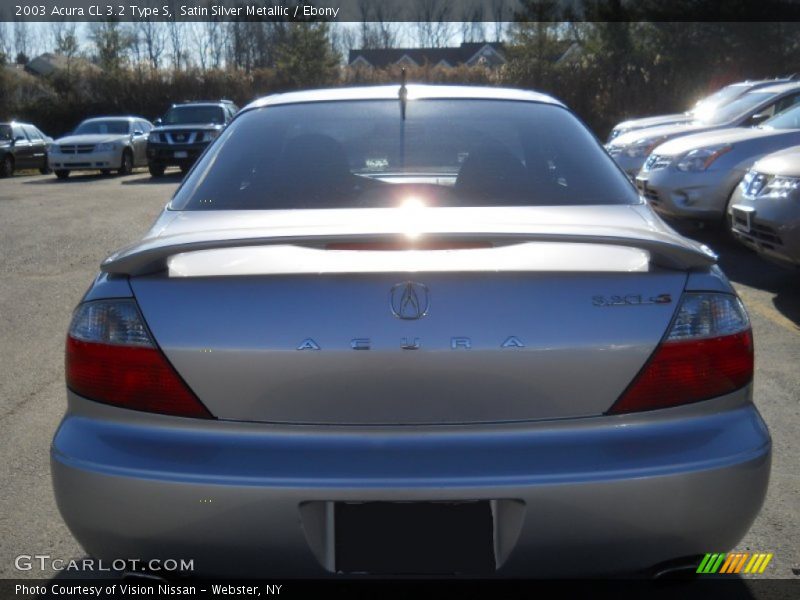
xmin=52 ymin=85 xmax=771 ymax=578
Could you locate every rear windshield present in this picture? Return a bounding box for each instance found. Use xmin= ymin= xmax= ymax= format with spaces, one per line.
xmin=164 ymin=105 xmax=225 ymax=125
xmin=171 ymin=99 xmax=639 ymax=211
xmin=75 ymin=120 xmax=130 ymax=135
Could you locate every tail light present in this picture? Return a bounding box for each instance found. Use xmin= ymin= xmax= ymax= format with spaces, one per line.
xmin=66 ymin=300 xmax=212 ymax=418
xmin=608 ymin=293 xmax=753 ymax=414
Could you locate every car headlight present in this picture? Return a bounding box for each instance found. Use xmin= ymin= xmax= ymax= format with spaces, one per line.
xmin=95 ymin=142 xmax=116 ymax=152
xmin=739 ymin=170 xmax=765 ymax=196
xmin=201 ymin=130 xmax=221 ymax=142
xmin=148 ymin=132 xmax=160 ymax=143
xmin=675 ymin=144 xmax=732 ymax=172
xmin=618 ymin=136 xmax=668 ymax=159
xmin=762 ymin=175 xmax=800 ymax=199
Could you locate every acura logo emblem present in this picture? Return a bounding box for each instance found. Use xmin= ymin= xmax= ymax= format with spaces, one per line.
xmin=390 ymin=281 xmax=429 ymax=320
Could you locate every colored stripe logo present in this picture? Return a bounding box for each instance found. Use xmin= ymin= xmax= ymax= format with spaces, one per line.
xmin=696 ymin=552 xmax=773 ymax=574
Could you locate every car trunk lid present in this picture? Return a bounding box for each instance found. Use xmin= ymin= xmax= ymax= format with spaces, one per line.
xmin=125 ymin=206 xmax=696 ymax=425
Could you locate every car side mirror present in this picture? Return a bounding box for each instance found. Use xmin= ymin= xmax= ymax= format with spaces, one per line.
xmin=13 ymin=135 xmax=25 ymax=144
xmin=154 ymin=118 xmax=162 ymax=126
xmin=133 ymin=130 xmax=144 ymax=137
xmin=749 ymin=113 xmax=770 ymax=126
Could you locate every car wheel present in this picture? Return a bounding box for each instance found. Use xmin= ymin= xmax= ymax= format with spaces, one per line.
xmin=118 ymin=150 xmax=133 ymax=176
xmin=148 ymin=162 xmax=166 ymax=178
xmin=0 ymin=155 xmax=14 ymax=178
xmin=54 ymin=169 xmax=70 ymax=180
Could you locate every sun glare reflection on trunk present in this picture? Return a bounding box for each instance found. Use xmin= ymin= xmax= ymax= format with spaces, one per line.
xmin=398 ymin=196 xmax=426 ymax=241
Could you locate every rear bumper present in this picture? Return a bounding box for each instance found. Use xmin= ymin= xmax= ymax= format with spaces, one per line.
xmin=51 ymin=391 xmax=770 ymax=577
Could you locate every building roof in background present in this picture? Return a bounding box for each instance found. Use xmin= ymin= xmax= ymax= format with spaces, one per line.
xmin=25 ymin=53 xmax=101 ymax=77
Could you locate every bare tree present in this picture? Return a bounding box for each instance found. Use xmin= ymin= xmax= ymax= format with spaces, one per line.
xmin=356 ymin=0 xmax=379 ymax=49
xmin=13 ymin=21 xmax=30 ymax=62
xmin=51 ymin=22 xmax=80 ymax=73
xmin=227 ymin=21 xmax=248 ymax=71
xmin=357 ymin=0 xmax=401 ymax=49
xmin=373 ymin=1 xmax=401 ymax=48
xmin=206 ymin=20 xmax=227 ymax=69
xmin=489 ymin=0 xmax=509 ymax=42
xmin=137 ymin=20 xmax=167 ymax=70
xmin=412 ymin=0 xmax=454 ymax=48
xmin=0 ymin=22 xmax=13 ymax=62
xmin=89 ymin=21 xmax=136 ymax=71
xmin=459 ymin=1 xmax=486 ymax=43
xmin=189 ymin=22 xmax=210 ymax=71
xmin=227 ymin=21 xmax=286 ymax=73
xmin=331 ymin=23 xmax=359 ymax=63
xmin=192 ymin=20 xmax=227 ymax=71
xmin=166 ymin=1 xmax=186 ymax=69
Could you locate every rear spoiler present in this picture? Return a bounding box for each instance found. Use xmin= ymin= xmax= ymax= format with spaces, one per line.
xmin=101 ymin=228 xmax=718 ymax=276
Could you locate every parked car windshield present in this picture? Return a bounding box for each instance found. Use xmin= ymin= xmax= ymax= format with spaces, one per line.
xmin=171 ymin=99 xmax=639 ymax=211
xmin=74 ymin=120 xmax=130 ymax=135
xmin=163 ymin=105 xmax=225 ymax=125
xmin=691 ymin=84 xmax=747 ymax=119
xmin=697 ymin=91 xmax=773 ymax=125
xmin=761 ymin=103 xmax=800 ymax=130
xmin=0 ymin=125 xmax=10 ymax=141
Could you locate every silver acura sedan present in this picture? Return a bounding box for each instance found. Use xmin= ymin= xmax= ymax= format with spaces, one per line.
xmin=730 ymin=146 xmax=800 ymax=268
xmin=635 ymin=102 xmax=800 ymax=223
xmin=52 ymin=85 xmax=770 ymax=578
xmin=606 ymin=81 xmax=800 ymax=177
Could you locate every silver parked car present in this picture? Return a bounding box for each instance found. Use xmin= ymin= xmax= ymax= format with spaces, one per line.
xmin=606 ymin=77 xmax=797 ymax=143
xmin=606 ymin=82 xmax=800 ymax=177
xmin=48 ymin=116 xmax=152 ymax=179
xmin=52 ymin=85 xmax=769 ymax=578
xmin=730 ymin=146 xmax=800 ymax=268
xmin=635 ymin=102 xmax=800 ymax=222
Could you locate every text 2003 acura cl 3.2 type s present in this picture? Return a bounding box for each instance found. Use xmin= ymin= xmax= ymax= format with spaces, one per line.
xmin=52 ymin=85 xmax=770 ymax=578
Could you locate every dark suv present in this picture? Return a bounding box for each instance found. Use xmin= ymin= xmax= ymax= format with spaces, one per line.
xmin=146 ymin=100 xmax=238 ymax=177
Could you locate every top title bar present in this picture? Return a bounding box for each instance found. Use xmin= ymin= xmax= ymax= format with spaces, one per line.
xmin=3 ymin=0 xmax=800 ymax=23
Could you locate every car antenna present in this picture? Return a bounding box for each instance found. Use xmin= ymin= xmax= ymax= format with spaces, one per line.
xmin=399 ymin=68 xmax=408 ymax=120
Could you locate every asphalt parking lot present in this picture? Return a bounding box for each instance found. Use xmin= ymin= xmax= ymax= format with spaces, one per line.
xmin=0 ymin=170 xmax=798 ymax=579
